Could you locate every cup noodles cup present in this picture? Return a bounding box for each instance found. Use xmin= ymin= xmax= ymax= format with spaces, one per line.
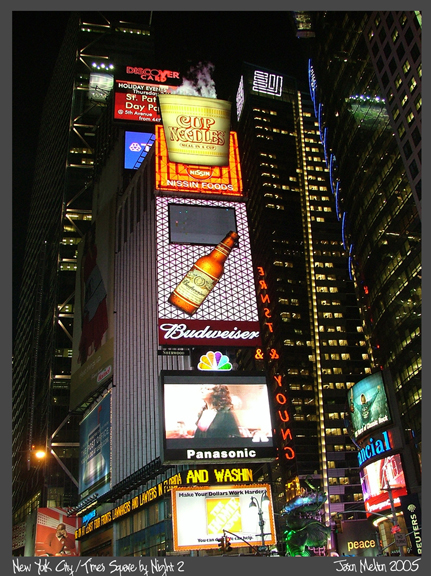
xmin=158 ymin=94 xmax=232 ymax=166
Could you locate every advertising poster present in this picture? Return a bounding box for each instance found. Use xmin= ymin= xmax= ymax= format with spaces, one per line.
xmin=78 ymin=393 xmax=111 ymax=499
xmin=336 ymin=519 xmax=379 ymax=557
xmin=124 ymin=131 xmax=155 ymax=169
xmin=34 ymin=508 xmax=80 ymax=557
xmin=399 ymin=493 xmax=422 ymax=555
xmin=70 ymin=200 xmax=115 ymax=410
xmin=114 ymin=80 xmax=177 ymax=122
xmin=156 ymin=197 xmax=261 ymax=348
xmin=360 ymin=454 xmax=408 ymax=516
xmin=155 ymin=125 xmax=243 ymax=196
xmin=158 ymin=94 xmax=232 ymax=166
xmin=171 ymin=484 xmax=276 ymax=551
xmin=348 ymin=372 xmax=391 ymax=440
xmin=160 ymin=371 xmax=275 ymax=465
xmin=113 ymin=66 xmax=181 ymax=123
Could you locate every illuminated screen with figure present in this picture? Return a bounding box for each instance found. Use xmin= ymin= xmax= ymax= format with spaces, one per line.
xmin=348 ymin=372 xmax=391 ymax=441
xmin=360 ymin=454 xmax=407 ymax=516
xmin=160 ymin=371 xmax=276 ymax=464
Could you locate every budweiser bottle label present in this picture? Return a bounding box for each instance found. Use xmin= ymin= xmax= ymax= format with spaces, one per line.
xmin=173 ymin=266 xmax=218 ymax=306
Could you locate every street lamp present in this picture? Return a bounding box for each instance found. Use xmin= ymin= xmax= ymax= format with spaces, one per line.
xmin=249 ymin=493 xmax=270 ymax=549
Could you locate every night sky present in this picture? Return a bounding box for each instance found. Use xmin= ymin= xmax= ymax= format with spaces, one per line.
xmin=12 ymin=9 xmax=310 ymax=335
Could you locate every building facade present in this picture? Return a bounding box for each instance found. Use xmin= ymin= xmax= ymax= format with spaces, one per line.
xmin=234 ymin=63 xmax=374 ymax=550
xmin=308 ymin=11 xmax=421 ymax=495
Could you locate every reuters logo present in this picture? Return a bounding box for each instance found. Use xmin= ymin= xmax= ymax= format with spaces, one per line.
xmin=186 ymin=167 xmax=213 ymax=180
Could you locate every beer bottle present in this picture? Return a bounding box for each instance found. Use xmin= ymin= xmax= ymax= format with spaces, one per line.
xmin=168 ymin=231 xmax=239 ymax=316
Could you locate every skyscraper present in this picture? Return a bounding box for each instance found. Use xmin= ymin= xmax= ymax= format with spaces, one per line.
xmin=234 ymin=62 xmax=373 ymax=551
xmin=308 ymin=11 xmax=421 ymax=493
xmin=12 ymin=11 xmax=155 ymax=553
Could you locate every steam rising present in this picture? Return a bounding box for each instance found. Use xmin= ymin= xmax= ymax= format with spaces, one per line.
xmin=174 ymin=62 xmax=217 ymax=98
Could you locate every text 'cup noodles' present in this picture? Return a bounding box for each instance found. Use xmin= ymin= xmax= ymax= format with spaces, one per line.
xmin=158 ymin=94 xmax=232 ymax=167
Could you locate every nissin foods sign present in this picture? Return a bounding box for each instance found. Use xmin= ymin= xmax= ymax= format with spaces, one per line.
xmin=155 ymin=126 xmax=243 ymax=197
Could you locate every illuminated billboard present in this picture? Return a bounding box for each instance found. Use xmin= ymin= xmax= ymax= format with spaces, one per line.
xmin=124 ymin=131 xmax=155 ymax=169
xmin=34 ymin=508 xmax=80 ymax=557
xmin=168 ymin=203 xmax=237 ymax=245
xmin=172 ymin=484 xmax=276 ymax=551
xmin=158 ymin=94 xmax=231 ymax=166
xmin=156 ymin=197 xmax=261 ymax=347
xmin=155 ymin=125 xmax=243 ymax=196
xmin=160 ymin=371 xmax=275 ymax=465
xmin=78 ymin=393 xmax=111 ymax=499
xmin=347 ymin=372 xmax=391 ymax=441
xmin=113 ymin=67 xmax=181 ymax=123
xmin=70 ymin=199 xmax=115 ymax=410
xmin=360 ymin=454 xmax=408 ymax=516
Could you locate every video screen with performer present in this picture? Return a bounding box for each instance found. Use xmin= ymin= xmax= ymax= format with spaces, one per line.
xmin=160 ymin=371 xmax=276 ymax=464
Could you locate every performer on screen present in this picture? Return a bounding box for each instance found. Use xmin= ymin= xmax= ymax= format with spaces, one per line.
xmin=193 ymin=384 xmax=241 ymax=439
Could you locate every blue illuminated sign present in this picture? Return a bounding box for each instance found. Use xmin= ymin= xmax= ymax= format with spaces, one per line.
xmin=124 ymin=132 xmax=155 ymax=169
xmin=357 ymin=430 xmax=393 ymax=466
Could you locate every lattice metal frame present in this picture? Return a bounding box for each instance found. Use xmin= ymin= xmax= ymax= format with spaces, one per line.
xmin=156 ymin=196 xmax=259 ymax=322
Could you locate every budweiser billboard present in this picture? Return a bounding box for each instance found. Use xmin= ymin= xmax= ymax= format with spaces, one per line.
xmin=156 ymin=197 xmax=261 ymax=348
xmin=159 ymin=320 xmax=260 ymax=347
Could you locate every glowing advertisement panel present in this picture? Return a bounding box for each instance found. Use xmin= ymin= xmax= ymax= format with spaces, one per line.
xmin=78 ymin=393 xmax=111 ymax=499
xmin=34 ymin=508 xmax=80 ymax=557
xmin=155 ymin=125 xmax=243 ymax=196
xmin=172 ymin=484 xmax=276 ymax=551
xmin=156 ymin=197 xmax=261 ymax=348
xmin=347 ymin=372 xmax=391 ymax=441
xmin=114 ymin=81 xmax=177 ymax=123
xmin=70 ymin=199 xmax=115 ymax=410
xmin=360 ymin=454 xmax=407 ymax=516
xmin=158 ymin=94 xmax=231 ymax=166
xmin=160 ymin=371 xmax=275 ymax=465
xmin=124 ymin=131 xmax=155 ymax=169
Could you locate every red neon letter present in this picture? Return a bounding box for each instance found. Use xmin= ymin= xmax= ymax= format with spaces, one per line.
xmin=276 ymin=393 xmax=287 ymax=405
xmin=280 ymin=428 xmax=293 ymax=441
xmin=284 ymin=446 xmax=296 ymax=460
xmin=278 ymin=410 xmax=290 ymax=422
xmin=260 ymin=294 xmax=270 ymax=304
xmin=274 ymin=375 xmax=283 ymax=387
xmin=257 ymin=267 xmax=265 ymax=276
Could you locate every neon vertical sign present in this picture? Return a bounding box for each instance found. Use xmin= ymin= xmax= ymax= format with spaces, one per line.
xmin=256 ymin=266 xmax=296 ymax=462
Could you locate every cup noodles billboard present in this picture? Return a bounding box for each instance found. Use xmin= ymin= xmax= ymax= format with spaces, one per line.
xmin=156 ymin=196 xmax=261 ymax=348
xmin=158 ymin=94 xmax=232 ymax=166
xmin=160 ymin=371 xmax=275 ymax=465
xmin=155 ymin=125 xmax=243 ymax=196
xmin=172 ymin=484 xmax=276 ymax=551
xmin=347 ymin=372 xmax=391 ymax=441
xmin=360 ymin=454 xmax=408 ymax=516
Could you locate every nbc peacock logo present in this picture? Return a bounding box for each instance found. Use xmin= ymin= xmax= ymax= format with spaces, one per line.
xmin=198 ymin=351 xmax=232 ymax=371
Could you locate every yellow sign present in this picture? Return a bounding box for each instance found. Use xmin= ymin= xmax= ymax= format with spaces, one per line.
xmin=206 ymin=497 xmax=242 ymax=535
xmin=158 ymin=94 xmax=232 ymax=166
